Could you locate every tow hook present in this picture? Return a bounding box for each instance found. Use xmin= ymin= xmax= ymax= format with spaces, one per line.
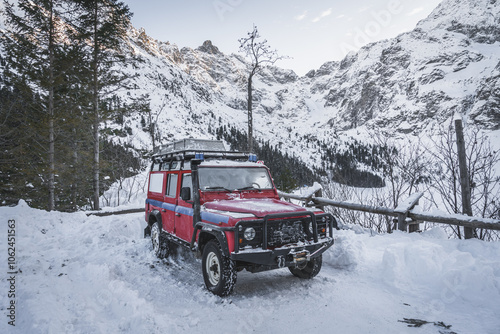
xmin=277 ymin=256 xmax=286 ymax=268
xmin=290 ymin=249 xmax=311 ymax=267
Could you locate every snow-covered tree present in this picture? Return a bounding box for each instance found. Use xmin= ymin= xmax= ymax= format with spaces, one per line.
xmin=238 ymin=25 xmax=286 ymax=152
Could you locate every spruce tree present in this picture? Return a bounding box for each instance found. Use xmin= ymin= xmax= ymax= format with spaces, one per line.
xmin=2 ymin=0 xmax=70 ymax=210
xmin=71 ymin=0 xmax=132 ymax=210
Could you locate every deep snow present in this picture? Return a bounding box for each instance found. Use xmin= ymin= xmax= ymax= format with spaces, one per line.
xmin=1 ymin=200 xmax=499 ymax=333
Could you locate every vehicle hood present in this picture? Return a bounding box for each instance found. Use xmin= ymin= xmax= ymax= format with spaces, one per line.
xmin=203 ymin=198 xmax=307 ymax=218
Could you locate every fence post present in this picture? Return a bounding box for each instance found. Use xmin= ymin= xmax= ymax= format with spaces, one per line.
xmin=455 ymin=118 xmax=474 ymax=239
xmin=395 ymin=193 xmax=424 ymax=232
xmin=314 ymin=188 xmax=325 ymax=211
xmin=397 ymin=213 xmax=408 ymax=232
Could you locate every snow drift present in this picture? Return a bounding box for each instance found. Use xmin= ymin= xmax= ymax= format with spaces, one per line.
xmin=1 ymin=201 xmax=499 ymax=333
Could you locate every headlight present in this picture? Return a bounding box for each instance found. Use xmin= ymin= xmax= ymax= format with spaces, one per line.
xmin=243 ymin=227 xmax=256 ymax=241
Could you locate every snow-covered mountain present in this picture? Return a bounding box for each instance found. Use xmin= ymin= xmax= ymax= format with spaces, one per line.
xmin=116 ymin=0 xmax=499 ymax=163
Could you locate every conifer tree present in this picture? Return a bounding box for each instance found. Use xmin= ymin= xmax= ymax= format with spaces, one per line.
xmin=2 ymin=0 xmax=69 ymax=210
xmin=71 ymin=0 xmax=132 ymax=210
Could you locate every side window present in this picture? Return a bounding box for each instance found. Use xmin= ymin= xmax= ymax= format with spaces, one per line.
xmin=151 ymin=162 xmax=160 ymax=172
xmin=148 ymin=173 xmax=164 ymax=193
xmin=181 ymin=174 xmax=192 ymax=200
xmin=166 ymin=174 xmax=178 ymax=198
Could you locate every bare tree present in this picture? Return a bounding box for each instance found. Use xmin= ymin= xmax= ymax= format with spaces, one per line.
xmin=238 ymin=25 xmax=286 ymax=152
xmin=426 ymin=122 xmax=500 ymax=240
xmin=371 ymin=131 xmax=430 ymax=208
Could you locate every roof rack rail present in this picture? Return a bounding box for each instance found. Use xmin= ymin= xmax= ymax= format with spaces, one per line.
xmin=154 ymin=139 xmax=226 ymax=156
xmin=152 ymin=139 xmax=253 ymax=163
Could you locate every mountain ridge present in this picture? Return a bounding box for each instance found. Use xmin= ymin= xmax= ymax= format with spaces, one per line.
xmin=2 ymin=0 xmax=499 ymax=171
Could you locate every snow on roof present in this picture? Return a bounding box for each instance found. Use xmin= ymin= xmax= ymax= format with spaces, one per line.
xmin=200 ymin=159 xmax=263 ymax=167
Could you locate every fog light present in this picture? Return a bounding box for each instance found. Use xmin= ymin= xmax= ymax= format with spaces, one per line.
xmin=244 ymin=227 xmax=256 ymax=241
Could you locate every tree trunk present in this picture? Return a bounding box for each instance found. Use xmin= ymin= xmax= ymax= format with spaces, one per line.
xmin=149 ymin=110 xmax=155 ymax=151
xmin=92 ymin=2 xmax=100 ymax=210
xmin=247 ymin=73 xmax=253 ymax=152
xmin=48 ymin=3 xmax=55 ymax=211
xmin=71 ymin=128 xmax=78 ymax=211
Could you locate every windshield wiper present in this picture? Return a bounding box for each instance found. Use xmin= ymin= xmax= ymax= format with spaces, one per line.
xmin=237 ymin=186 xmax=261 ymax=191
xmin=205 ymin=186 xmax=232 ymax=192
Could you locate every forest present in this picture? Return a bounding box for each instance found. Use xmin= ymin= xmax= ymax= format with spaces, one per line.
xmin=0 ymin=0 xmax=143 ymax=211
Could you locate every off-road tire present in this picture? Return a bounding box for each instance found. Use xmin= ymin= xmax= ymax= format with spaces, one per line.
xmin=288 ymin=255 xmax=322 ymax=279
xmin=202 ymin=240 xmax=237 ymax=296
xmin=151 ymin=221 xmax=169 ymax=259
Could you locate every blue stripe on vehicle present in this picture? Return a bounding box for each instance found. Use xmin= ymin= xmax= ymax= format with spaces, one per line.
xmin=146 ymin=199 xmax=176 ymax=213
xmin=201 ymin=211 xmax=230 ymax=225
xmin=147 ymin=198 xmax=229 ymax=225
xmin=162 ymin=202 xmax=176 ymax=211
xmin=175 ymin=205 xmax=193 ymax=216
xmin=146 ymin=198 xmax=164 ymax=208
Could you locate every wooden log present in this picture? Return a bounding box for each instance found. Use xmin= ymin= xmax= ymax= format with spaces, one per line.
xmin=86 ymin=208 xmax=144 ymax=217
xmin=276 ymin=192 xmax=500 ymax=231
xmin=312 ymin=197 xmax=397 ymax=216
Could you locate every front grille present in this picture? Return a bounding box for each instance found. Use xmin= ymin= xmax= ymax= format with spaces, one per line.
xmin=234 ymin=212 xmax=335 ymax=253
xmin=267 ymin=218 xmax=311 ymax=247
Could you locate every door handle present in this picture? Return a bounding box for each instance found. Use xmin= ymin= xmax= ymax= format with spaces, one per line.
xmin=161 ymin=209 xmax=166 ymax=212
xmin=175 ymin=213 xmax=181 ymax=217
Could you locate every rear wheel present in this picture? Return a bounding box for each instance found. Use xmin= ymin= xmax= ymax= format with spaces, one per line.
xmin=289 ymin=255 xmax=322 ymax=279
xmin=202 ymin=240 xmax=237 ymax=296
xmin=151 ymin=221 xmax=169 ymax=259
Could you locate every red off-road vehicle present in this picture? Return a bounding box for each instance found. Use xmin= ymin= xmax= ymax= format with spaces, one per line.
xmin=144 ymin=139 xmax=336 ymax=296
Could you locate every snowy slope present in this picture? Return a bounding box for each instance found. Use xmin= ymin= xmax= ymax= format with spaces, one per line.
xmin=111 ymin=0 xmax=500 ymax=172
xmin=1 ymin=0 xmax=498 ymax=174
xmin=1 ymin=201 xmax=499 ymax=333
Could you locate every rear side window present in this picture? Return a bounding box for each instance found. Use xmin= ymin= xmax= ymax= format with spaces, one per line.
xmin=149 ymin=173 xmax=164 ymax=193
xmin=166 ymin=174 xmax=178 ymax=197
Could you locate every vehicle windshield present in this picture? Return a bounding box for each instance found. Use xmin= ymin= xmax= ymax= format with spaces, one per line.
xmin=199 ymin=167 xmax=273 ymax=191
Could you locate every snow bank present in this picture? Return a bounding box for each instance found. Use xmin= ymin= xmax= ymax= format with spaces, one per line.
xmin=98 ymin=170 xmax=149 ymax=210
xmin=1 ymin=202 xmax=499 ymax=333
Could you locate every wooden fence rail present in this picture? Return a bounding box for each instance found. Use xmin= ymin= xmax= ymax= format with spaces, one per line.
xmin=278 ymin=191 xmax=500 ymax=236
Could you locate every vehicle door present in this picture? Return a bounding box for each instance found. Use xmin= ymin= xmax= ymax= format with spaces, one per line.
xmin=161 ymin=172 xmax=178 ymax=233
xmin=175 ymin=172 xmax=194 ymax=241
xmin=147 ymin=170 xmax=166 ymax=212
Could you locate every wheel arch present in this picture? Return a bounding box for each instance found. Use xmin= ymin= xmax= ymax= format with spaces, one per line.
xmin=198 ymin=230 xmax=230 ymax=257
xmin=148 ymin=209 xmax=162 ymax=228
xmin=144 ymin=209 xmax=162 ymax=238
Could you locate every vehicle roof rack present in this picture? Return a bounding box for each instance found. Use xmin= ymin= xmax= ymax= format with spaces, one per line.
xmin=154 ymin=139 xmax=226 ymax=156
xmin=153 ymin=139 xmax=254 ymax=163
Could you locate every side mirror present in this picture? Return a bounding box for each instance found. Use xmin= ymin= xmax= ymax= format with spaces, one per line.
xmin=180 ymin=187 xmax=191 ymax=201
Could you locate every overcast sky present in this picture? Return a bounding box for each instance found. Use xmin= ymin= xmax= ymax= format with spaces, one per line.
xmin=123 ymin=0 xmax=443 ymax=76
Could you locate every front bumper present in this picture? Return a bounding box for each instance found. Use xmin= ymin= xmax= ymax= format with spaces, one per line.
xmin=231 ymin=238 xmax=334 ymax=267
xmin=231 ymin=211 xmax=336 ymax=268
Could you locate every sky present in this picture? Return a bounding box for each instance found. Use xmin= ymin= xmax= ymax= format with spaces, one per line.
xmin=124 ymin=0 xmax=441 ymax=75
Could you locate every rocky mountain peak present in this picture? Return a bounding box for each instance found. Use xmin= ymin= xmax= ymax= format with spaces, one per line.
xmin=197 ymin=40 xmax=221 ymax=55
xmin=417 ymin=0 xmax=500 ymax=43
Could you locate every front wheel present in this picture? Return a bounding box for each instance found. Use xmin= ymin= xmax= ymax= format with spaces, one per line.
xmin=289 ymin=255 xmax=322 ymax=279
xmin=202 ymin=240 xmax=237 ymax=296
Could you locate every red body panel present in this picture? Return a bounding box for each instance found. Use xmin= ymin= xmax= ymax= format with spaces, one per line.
xmin=204 ymin=198 xmax=307 ymax=219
